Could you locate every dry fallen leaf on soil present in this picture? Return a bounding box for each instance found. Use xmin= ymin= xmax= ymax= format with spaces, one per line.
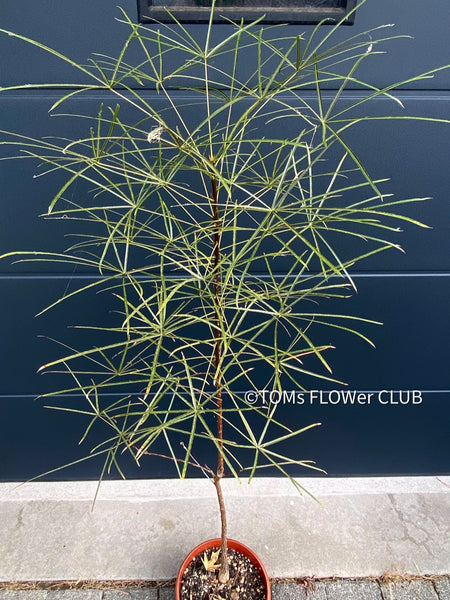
xmin=201 ymin=549 xmax=222 ymax=572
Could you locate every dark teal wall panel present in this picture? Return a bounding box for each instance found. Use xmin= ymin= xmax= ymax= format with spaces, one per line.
xmin=1 ymin=274 xmax=449 ymax=478
xmin=0 ymin=276 xmax=122 ymax=396
xmin=0 ymin=1 xmax=448 ymax=480
xmin=1 ymin=0 xmax=450 ymax=89
xmin=1 ymin=92 xmax=449 ymax=273
xmin=1 ymin=390 xmax=448 ymax=481
xmin=0 ymin=0 xmax=139 ymax=87
xmin=1 ymin=275 xmax=448 ymax=392
xmin=0 ymin=395 xmax=158 ymax=481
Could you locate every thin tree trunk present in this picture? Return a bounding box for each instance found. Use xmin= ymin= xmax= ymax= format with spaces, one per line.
xmin=210 ymin=163 xmax=230 ymax=584
xmin=214 ymin=473 xmax=229 ymax=583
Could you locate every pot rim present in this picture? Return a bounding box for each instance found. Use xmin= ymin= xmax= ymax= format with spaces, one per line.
xmin=175 ymin=538 xmax=271 ymax=600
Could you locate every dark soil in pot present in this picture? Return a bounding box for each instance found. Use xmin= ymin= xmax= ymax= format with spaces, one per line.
xmin=180 ymin=546 xmax=267 ymax=600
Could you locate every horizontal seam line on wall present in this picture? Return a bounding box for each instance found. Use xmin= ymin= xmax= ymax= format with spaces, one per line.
xmin=0 ymin=272 xmax=449 ymax=280
xmin=1 ymin=390 xmax=449 ymax=399
xmin=1 ymin=90 xmax=450 ymax=98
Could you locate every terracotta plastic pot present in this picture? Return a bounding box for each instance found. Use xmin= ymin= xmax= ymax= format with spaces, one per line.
xmin=175 ymin=538 xmax=271 ymax=600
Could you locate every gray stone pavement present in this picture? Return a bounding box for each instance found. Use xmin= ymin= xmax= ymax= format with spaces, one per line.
xmin=1 ymin=477 xmax=449 ymax=599
xmin=2 ymin=478 xmax=449 ymax=581
xmin=1 ymin=579 xmax=450 ymax=600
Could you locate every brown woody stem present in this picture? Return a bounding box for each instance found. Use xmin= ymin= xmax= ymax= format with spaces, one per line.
xmin=210 ymin=159 xmax=229 ymax=583
xmin=214 ymin=474 xmax=229 ymax=583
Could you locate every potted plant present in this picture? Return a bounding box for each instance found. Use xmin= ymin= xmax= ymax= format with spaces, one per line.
xmin=1 ymin=1 xmax=448 ymax=597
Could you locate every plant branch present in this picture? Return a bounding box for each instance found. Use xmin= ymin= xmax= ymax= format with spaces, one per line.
xmin=210 ymin=156 xmax=229 ymax=583
xmin=210 ymin=157 xmax=224 ymax=478
xmin=214 ymin=474 xmax=229 ymax=584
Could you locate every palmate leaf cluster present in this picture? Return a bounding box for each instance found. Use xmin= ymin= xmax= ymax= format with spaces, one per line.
xmin=0 ymin=2 xmax=445 ymax=486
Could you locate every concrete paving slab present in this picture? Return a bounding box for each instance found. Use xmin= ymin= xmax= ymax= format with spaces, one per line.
xmin=0 ymin=593 xmax=47 ymax=600
xmin=379 ymin=580 xmax=439 ymax=600
xmin=46 ymin=593 xmax=102 ymax=600
xmin=2 ymin=580 xmax=450 ymax=600
xmin=308 ymin=582 xmax=328 ymax=600
xmin=1 ymin=477 xmax=449 ymax=581
xmin=271 ymin=583 xmax=308 ymax=599
xmin=102 ymin=591 xmax=157 ymax=600
xmin=156 ymin=588 xmax=174 ymax=600
xmin=434 ymin=577 xmax=450 ymax=600
xmin=324 ymin=580 xmax=383 ymax=600
xmin=272 ymin=582 xmax=330 ymax=600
